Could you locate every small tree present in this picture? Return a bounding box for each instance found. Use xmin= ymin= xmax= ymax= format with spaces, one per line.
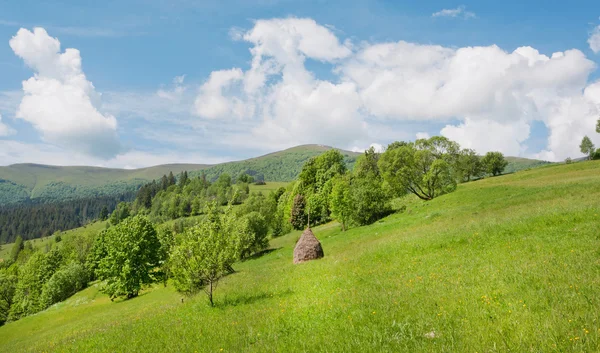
xmin=109 ymin=202 xmax=130 ymax=226
xmin=329 ymin=176 xmax=352 ymax=231
xmin=99 ymin=206 xmax=109 ymax=221
xmin=457 ymin=148 xmax=484 ymax=182
xmin=290 ymin=194 xmax=307 ymax=230
xmin=565 ymin=157 xmax=572 ymax=164
xmin=97 ymin=216 xmax=162 ymax=300
xmin=580 ymin=135 xmax=595 ymax=160
xmin=481 ymin=151 xmax=508 ymax=176
xmin=10 ymin=236 xmax=24 ymax=262
xmin=170 ymin=203 xmax=252 ymax=306
xmin=596 ymin=118 xmax=600 ymax=134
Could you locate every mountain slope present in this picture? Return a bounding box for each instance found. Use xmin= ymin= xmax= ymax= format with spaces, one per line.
xmin=0 ymin=163 xmax=208 ymax=205
xmin=0 ymin=161 xmax=598 ymax=352
xmin=0 ymin=145 xmax=549 ymax=206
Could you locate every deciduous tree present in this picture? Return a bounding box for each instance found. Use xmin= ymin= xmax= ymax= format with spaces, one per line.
xmin=482 ymin=151 xmax=508 ymax=176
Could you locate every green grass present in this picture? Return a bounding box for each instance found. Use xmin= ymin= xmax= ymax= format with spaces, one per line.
xmin=2 ymin=161 xmax=599 ymax=352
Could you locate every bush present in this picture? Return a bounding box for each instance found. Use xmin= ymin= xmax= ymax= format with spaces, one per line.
xmin=40 ymin=263 xmax=89 ymax=308
xmin=565 ymin=157 xmax=572 ymax=164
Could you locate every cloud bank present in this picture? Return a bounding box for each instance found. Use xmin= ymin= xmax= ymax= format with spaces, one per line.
xmin=190 ymin=17 xmax=600 ymax=161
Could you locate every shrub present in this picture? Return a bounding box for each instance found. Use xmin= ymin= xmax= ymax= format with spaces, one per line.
xmin=40 ymin=263 xmax=89 ymax=308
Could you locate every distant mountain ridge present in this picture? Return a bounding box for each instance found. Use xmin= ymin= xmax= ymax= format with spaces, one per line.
xmin=0 ymin=145 xmax=550 ymax=206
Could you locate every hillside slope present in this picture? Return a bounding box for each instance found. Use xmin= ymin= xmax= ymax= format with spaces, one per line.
xmin=0 ymin=145 xmax=359 ymax=205
xmin=1 ymin=161 xmax=598 ymax=352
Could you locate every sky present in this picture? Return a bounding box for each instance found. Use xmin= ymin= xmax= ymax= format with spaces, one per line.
xmin=1 ymin=0 xmax=600 ymax=168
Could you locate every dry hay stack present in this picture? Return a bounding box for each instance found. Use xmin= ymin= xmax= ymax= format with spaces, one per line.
xmin=293 ymin=228 xmax=324 ymax=264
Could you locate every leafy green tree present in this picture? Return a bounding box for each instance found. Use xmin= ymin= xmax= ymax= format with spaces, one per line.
xmin=237 ymin=173 xmax=254 ymax=184
xmin=99 ymin=206 xmax=109 ymax=221
xmin=580 ymin=135 xmax=595 ymax=160
xmin=10 ymin=235 xmax=24 ymax=262
xmin=97 ymin=216 xmax=162 ymax=300
xmin=481 ymin=151 xmax=509 ymax=176
xmin=9 ymin=250 xmax=61 ymax=320
xmin=40 ymin=263 xmax=88 ymax=308
xmin=329 ymin=175 xmax=352 ymax=231
xmin=458 ymin=149 xmax=484 ymax=182
xmin=565 ymin=157 xmax=573 ymax=164
xmin=109 ymin=202 xmax=130 ymax=226
xmin=86 ymin=231 xmax=107 ymax=280
xmin=240 ymin=212 xmax=269 ymax=258
xmin=290 ymin=194 xmax=307 ymax=230
xmin=298 ymin=149 xmax=347 ymax=194
xmin=596 ymin=118 xmax=600 ymax=134
xmin=0 ymin=270 xmax=16 ymax=325
xmin=170 ymin=203 xmax=253 ymax=306
xmin=379 ymin=140 xmax=457 ymax=200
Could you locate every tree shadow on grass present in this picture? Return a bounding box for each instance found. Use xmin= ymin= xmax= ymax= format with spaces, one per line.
xmin=216 ymin=288 xmax=294 ymax=309
xmin=242 ymin=247 xmax=282 ymax=261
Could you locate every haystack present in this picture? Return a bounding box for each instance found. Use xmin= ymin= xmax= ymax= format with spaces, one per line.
xmin=293 ymin=228 xmax=324 ymax=264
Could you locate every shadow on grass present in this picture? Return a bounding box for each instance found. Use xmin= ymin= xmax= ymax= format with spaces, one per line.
xmin=216 ymin=288 xmax=294 ymax=309
xmin=242 ymin=247 xmax=282 ymax=261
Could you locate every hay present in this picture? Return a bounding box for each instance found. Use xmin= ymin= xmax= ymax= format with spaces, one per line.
xmin=293 ymin=228 xmax=324 ymax=264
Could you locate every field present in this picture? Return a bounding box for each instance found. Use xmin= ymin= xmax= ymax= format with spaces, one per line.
xmin=1 ymin=161 xmax=598 ymax=352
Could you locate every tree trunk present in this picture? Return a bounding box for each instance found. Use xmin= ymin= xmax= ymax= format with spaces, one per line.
xmin=208 ymin=281 xmax=213 ymax=306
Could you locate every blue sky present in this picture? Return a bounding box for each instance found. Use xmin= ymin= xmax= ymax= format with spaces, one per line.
xmin=1 ymin=0 xmax=600 ymax=168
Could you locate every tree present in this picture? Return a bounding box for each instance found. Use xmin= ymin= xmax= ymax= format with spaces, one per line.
xmin=481 ymin=151 xmax=508 ymax=176
xmin=580 ymin=135 xmax=595 ymax=160
xmin=329 ymin=176 xmax=352 ymax=231
xmin=109 ymin=202 xmax=130 ymax=226
xmin=10 ymin=235 xmax=24 ymax=262
xmin=170 ymin=203 xmax=253 ymax=306
xmin=97 ymin=216 xmax=162 ymax=300
xmin=237 ymin=173 xmax=254 ymax=184
xmin=40 ymin=263 xmax=88 ymax=308
xmin=290 ymin=194 xmax=307 ymax=230
xmin=379 ymin=139 xmax=457 ymax=200
xmin=99 ymin=206 xmax=109 ymax=221
xmin=179 ymin=171 xmax=189 ymax=188
xmin=457 ymin=149 xmax=484 ymax=182
xmin=0 ymin=270 xmax=16 ymax=325
xmin=596 ymin=118 xmax=600 ymax=134
xmin=167 ymin=172 xmax=176 ymax=186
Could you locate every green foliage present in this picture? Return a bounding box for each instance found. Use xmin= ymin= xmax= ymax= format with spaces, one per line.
xmin=596 ymin=118 xmax=600 ymax=134
xmin=240 ymin=212 xmax=269 ymax=259
xmin=9 ymin=249 xmax=62 ymax=320
xmin=290 ymin=194 xmax=307 ymax=230
xmin=237 ymin=173 xmax=254 ymax=184
xmin=99 ymin=206 xmax=109 ymax=221
xmin=565 ymin=157 xmax=573 ymax=164
xmin=9 ymin=236 xmax=24 ymax=262
xmin=170 ymin=203 xmax=253 ymax=306
xmin=580 ymin=135 xmax=595 ymax=160
xmin=457 ymin=148 xmax=484 ymax=182
xmin=329 ymin=175 xmax=352 ymax=231
xmin=97 ymin=216 xmax=162 ymax=300
xmin=379 ymin=138 xmax=457 ymax=200
xmin=0 ymin=269 xmax=16 ymax=325
xmin=482 ymin=151 xmax=509 ymax=176
xmin=109 ymin=202 xmax=131 ymax=226
xmin=40 ymin=263 xmax=88 ymax=308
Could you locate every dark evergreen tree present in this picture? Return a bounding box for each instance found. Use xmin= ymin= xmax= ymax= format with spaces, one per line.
xmin=99 ymin=206 xmax=109 ymax=221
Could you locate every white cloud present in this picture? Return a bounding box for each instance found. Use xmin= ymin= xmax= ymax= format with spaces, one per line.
xmin=0 ymin=114 xmax=16 ymax=136
xmin=351 ymin=143 xmax=384 ymax=153
xmin=157 ymin=75 xmax=186 ymax=101
xmin=589 ymin=25 xmax=600 ymax=54
xmin=185 ymin=17 xmax=600 ymax=162
xmin=416 ymin=132 xmax=430 ymax=140
xmin=432 ymin=6 xmax=476 ymax=19
xmin=9 ymin=27 xmax=120 ymax=158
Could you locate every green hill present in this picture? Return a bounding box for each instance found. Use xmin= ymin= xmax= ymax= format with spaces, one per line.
xmin=0 ymin=146 xmax=549 ymax=206
xmin=0 ymin=145 xmax=359 ymax=205
xmin=1 ymin=161 xmax=598 ymax=352
xmin=0 ymin=163 xmax=208 ymax=205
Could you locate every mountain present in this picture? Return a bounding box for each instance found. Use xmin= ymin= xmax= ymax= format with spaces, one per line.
xmin=0 ymin=145 xmax=359 ymax=206
xmin=0 ymin=163 xmax=208 ymax=205
xmin=0 ymin=145 xmax=551 ymax=206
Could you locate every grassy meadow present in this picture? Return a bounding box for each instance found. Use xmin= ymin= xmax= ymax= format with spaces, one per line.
xmin=1 ymin=161 xmax=599 ymax=352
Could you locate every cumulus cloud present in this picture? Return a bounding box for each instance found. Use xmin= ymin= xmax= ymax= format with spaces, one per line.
xmin=187 ymin=17 xmax=600 ymax=161
xmin=9 ymin=27 xmax=119 ymax=158
xmin=0 ymin=114 xmax=16 ymax=136
xmin=416 ymin=132 xmax=430 ymax=140
xmin=432 ymin=6 xmax=476 ymax=19
xmin=589 ymin=25 xmax=600 ymax=53
xmin=157 ymin=75 xmax=186 ymax=101
xmin=351 ymin=143 xmax=385 ymax=153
